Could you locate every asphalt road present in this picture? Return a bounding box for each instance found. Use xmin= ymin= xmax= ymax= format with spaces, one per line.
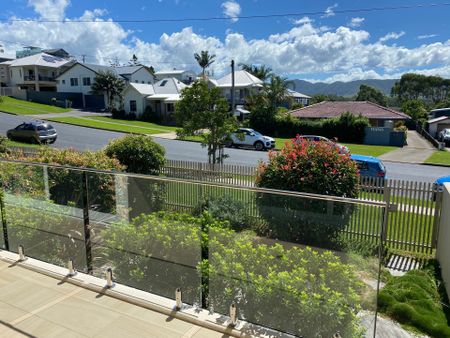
xmin=1 ymin=112 xmax=449 ymax=182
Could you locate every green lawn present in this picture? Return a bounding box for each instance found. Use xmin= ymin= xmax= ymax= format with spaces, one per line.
xmin=47 ymin=116 xmax=177 ymax=135
xmin=0 ymin=97 xmax=70 ymax=115
xmin=274 ymin=137 xmax=397 ymax=157
xmin=5 ymin=140 xmax=43 ymax=149
xmin=425 ymin=150 xmax=450 ymax=166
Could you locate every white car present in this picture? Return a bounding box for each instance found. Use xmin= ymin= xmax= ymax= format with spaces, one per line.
xmin=438 ymin=128 xmax=450 ymax=146
xmin=228 ymin=128 xmax=275 ymax=151
xmin=297 ymin=135 xmax=350 ymax=154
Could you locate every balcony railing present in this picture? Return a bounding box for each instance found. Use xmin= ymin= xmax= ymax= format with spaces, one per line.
xmin=0 ymin=159 xmax=386 ymax=337
xmin=23 ymin=75 xmax=56 ymax=82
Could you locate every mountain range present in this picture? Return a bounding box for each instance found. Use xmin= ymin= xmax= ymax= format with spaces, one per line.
xmin=289 ymin=79 xmax=398 ymax=97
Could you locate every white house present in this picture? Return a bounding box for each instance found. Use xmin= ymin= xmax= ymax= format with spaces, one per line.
xmin=428 ymin=116 xmax=450 ymax=138
xmin=154 ymin=69 xmax=196 ymax=84
xmin=115 ymin=66 xmax=155 ymax=85
xmin=2 ymin=53 xmax=73 ymax=91
xmin=56 ymin=63 xmax=111 ymax=95
xmin=213 ymin=70 xmax=264 ymax=105
xmin=287 ymin=89 xmax=311 ymax=106
xmin=123 ymin=77 xmax=188 ymax=119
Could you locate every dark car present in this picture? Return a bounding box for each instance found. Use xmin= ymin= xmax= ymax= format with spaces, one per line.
xmin=351 ymin=154 xmax=387 ymax=179
xmin=7 ymin=121 xmax=57 ymax=144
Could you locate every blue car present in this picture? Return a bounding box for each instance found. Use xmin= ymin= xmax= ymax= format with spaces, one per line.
xmin=435 ymin=176 xmax=450 ymax=187
xmin=350 ymin=154 xmax=387 ymax=180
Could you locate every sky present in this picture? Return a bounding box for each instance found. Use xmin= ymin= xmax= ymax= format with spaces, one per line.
xmin=0 ymin=0 xmax=449 ymax=82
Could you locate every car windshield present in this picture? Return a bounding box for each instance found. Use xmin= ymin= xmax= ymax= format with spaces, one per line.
xmin=37 ymin=124 xmax=54 ymax=131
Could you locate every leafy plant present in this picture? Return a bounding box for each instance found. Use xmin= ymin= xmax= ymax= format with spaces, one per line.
xmin=0 ymin=135 xmax=8 ymax=153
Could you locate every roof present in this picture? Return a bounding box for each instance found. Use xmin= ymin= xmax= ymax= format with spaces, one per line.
xmin=115 ymin=66 xmax=143 ymax=75
xmin=155 ymin=69 xmax=192 ymax=75
xmin=428 ymin=116 xmax=450 ymax=124
xmin=7 ymin=53 xmax=71 ymax=68
xmin=431 ymin=107 xmax=450 ymax=112
xmin=55 ymin=62 xmax=112 ymax=79
xmin=127 ymin=83 xmax=155 ymax=96
xmin=287 ymin=89 xmax=311 ymax=99
xmin=290 ymin=101 xmax=411 ymax=120
xmin=153 ymin=77 xmax=187 ymax=94
xmin=350 ymin=154 xmax=381 ymax=163
xmin=147 ymin=93 xmax=181 ymax=102
xmin=215 ymin=70 xmax=263 ymax=88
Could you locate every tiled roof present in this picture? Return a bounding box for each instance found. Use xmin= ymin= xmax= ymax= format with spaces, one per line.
xmin=290 ymin=101 xmax=411 ymax=120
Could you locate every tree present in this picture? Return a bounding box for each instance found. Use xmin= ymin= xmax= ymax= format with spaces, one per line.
xmin=239 ymin=64 xmax=273 ymax=81
xmin=175 ymin=81 xmax=238 ymax=164
xmin=194 ymin=50 xmax=216 ymax=78
xmin=392 ymin=73 xmax=450 ymax=105
xmin=401 ymin=99 xmax=428 ymax=122
xmin=356 ymin=84 xmax=388 ymax=106
xmin=129 ymin=54 xmax=140 ymax=65
xmin=263 ymin=75 xmax=291 ymax=108
xmin=91 ymin=71 xmax=125 ymax=111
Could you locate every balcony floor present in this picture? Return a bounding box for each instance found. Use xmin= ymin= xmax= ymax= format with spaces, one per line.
xmin=0 ymin=260 xmax=227 ymax=338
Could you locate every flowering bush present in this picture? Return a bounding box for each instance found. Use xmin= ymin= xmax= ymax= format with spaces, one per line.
xmin=255 ymin=136 xmax=359 ymax=247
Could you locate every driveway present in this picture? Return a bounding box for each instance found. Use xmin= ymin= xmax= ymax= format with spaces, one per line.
xmin=380 ymin=131 xmax=435 ymax=163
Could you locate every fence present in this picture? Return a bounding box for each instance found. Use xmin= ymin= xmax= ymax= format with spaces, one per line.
xmin=417 ymin=123 xmax=442 ymax=149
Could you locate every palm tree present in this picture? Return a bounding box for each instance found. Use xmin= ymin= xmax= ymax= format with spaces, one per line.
xmin=194 ymin=51 xmax=216 ymax=78
xmin=239 ymin=64 xmax=273 ymax=82
xmin=91 ymin=71 xmax=125 ymax=111
xmin=263 ymin=75 xmax=291 ymax=108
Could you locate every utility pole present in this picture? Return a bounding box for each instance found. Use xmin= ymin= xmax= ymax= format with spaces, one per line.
xmin=81 ymin=54 xmax=86 ymax=63
xmin=230 ymin=59 xmax=235 ymax=114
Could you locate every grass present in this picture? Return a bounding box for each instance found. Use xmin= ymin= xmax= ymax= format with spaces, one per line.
xmin=378 ymin=269 xmax=450 ymax=337
xmin=47 ymin=116 xmax=177 ymax=135
xmin=5 ymin=140 xmax=43 ymax=149
xmin=273 ymin=138 xmax=397 ymax=156
xmin=425 ymin=151 xmax=450 ymax=166
xmin=0 ymin=97 xmax=70 ymax=115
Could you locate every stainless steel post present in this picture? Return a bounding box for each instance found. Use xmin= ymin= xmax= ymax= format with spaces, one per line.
xmin=105 ymin=268 xmax=114 ymax=288
xmin=175 ymin=288 xmax=182 ymax=310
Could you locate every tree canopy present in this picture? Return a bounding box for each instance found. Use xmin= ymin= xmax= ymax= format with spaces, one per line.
xmin=175 ymin=81 xmax=237 ymax=164
xmin=239 ymin=64 xmax=273 ymax=81
xmin=194 ymin=50 xmax=216 ymax=78
xmin=356 ymin=84 xmax=388 ymax=106
xmin=91 ymin=71 xmax=125 ymax=111
xmin=401 ymin=99 xmax=428 ymax=122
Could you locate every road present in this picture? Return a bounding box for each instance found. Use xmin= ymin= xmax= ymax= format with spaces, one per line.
xmin=1 ymin=112 xmax=449 ymax=182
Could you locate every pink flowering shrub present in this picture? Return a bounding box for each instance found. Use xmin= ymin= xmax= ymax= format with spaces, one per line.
xmin=255 ymin=136 xmax=359 ymax=247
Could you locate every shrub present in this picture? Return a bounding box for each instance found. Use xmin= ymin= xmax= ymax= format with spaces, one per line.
xmin=5 ymin=148 xmax=123 ymax=212
xmin=378 ymin=270 xmax=450 ymax=337
xmin=255 ymin=136 xmax=359 ymax=247
xmin=141 ymin=106 xmax=162 ymax=123
xmin=105 ymin=134 xmax=165 ymax=175
xmin=0 ymin=135 xmax=8 ymax=153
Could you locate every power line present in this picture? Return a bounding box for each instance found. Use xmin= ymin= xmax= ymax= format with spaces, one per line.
xmin=2 ymin=3 xmax=450 ymax=24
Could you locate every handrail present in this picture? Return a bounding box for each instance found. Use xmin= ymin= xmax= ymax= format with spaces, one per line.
xmin=0 ymin=158 xmax=386 ymax=207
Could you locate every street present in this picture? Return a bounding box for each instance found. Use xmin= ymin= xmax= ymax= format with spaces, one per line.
xmin=1 ymin=112 xmax=449 ymax=183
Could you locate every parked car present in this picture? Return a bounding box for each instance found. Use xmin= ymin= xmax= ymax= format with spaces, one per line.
xmin=350 ymin=154 xmax=387 ymax=179
xmin=432 ymin=175 xmax=450 ymax=200
xmin=437 ymin=129 xmax=450 ymax=146
xmin=297 ymin=135 xmax=349 ymax=154
xmin=228 ymin=128 xmax=275 ymax=151
xmin=7 ymin=121 xmax=57 ymax=144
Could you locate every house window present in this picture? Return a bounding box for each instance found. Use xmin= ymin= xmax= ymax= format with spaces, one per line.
xmin=130 ymin=100 xmax=137 ymax=112
xmin=167 ymin=103 xmax=174 ymax=112
xmin=135 ymin=80 xmax=139 ymax=83
xmin=147 ymin=81 xmax=151 ymax=84
xmin=141 ymin=81 xmax=145 ymax=84
xmin=62 ymin=79 xmax=66 ymax=85
xmin=82 ymin=77 xmax=91 ymax=86
xmin=159 ymin=80 xmax=168 ymax=87
xmin=70 ymin=78 xmax=78 ymax=86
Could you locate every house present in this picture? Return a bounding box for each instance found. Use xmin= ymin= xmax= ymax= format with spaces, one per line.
xmin=154 ymin=69 xmax=196 ymax=84
xmin=287 ymin=89 xmax=311 ymax=106
xmin=0 ymin=56 xmax=14 ymax=87
xmin=16 ymin=46 xmax=70 ymax=59
xmin=430 ymin=107 xmax=450 ymax=119
xmin=1 ymin=52 xmax=74 ymax=91
xmin=122 ymin=77 xmax=188 ymax=119
xmin=290 ymin=101 xmax=411 ymax=127
xmin=212 ymin=70 xmax=264 ymax=105
xmin=115 ymin=65 xmax=155 ymax=85
xmin=428 ymin=116 xmax=450 ymax=137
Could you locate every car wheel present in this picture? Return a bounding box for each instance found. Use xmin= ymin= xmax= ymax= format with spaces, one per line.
xmin=254 ymin=141 xmax=264 ymax=151
xmin=225 ymin=140 xmax=233 ymax=148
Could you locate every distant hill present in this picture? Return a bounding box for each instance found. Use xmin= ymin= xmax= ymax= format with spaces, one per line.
xmin=289 ymin=79 xmax=398 ymax=97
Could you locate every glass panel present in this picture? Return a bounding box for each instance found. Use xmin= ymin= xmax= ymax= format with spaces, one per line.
xmin=90 ymin=173 xmax=202 ymax=305
xmin=207 ymin=189 xmax=383 ymax=337
xmin=0 ymin=162 xmax=87 ymax=270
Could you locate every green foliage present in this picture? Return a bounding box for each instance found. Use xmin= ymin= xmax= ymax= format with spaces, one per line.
xmin=356 ymin=84 xmax=388 ymax=106
xmin=256 ymin=136 xmax=359 ymax=246
xmin=250 ymin=110 xmax=370 ymax=143
xmin=91 ymin=70 xmax=125 ymax=111
xmin=392 ymin=73 xmax=450 ymax=105
xmin=208 ymin=227 xmax=363 ymax=337
xmin=0 ymin=135 xmax=7 ymax=153
xmin=105 ymin=134 xmax=165 ymax=175
xmin=194 ymin=50 xmax=215 ymax=77
xmin=263 ymin=75 xmax=291 ymax=108
xmin=378 ymin=270 xmax=450 ymax=337
xmin=239 ymin=64 xmax=273 ymax=81
xmin=175 ymin=80 xmax=238 ymax=163
xmin=401 ymin=99 xmax=428 ymax=122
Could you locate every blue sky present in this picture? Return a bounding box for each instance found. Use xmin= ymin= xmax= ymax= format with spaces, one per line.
xmin=0 ymin=0 xmax=449 ymax=81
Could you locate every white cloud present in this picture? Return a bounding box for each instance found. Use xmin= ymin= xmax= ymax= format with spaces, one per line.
xmin=221 ymin=1 xmax=241 ymax=23
xmin=293 ymin=16 xmax=313 ymax=25
xmin=321 ymin=4 xmax=338 ymax=18
xmin=418 ymin=34 xmax=438 ymax=40
xmin=378 ymin=31 xmax=405 ymax=43
xmin=27 ymin=0 xmax=70 ymax=21
xmin=348 ymin=17 xmax=364 ymax=28
xmin=2 ymin=4 xmax=450 ymax=82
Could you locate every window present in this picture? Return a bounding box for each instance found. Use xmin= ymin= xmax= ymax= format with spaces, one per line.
xmin=141 ymin=81 xmax=145 ymax=84
xmin=355 ymin=161 xmax=369 ymax=171
xmin=82 ymin=77 xmax=91 ymax=86
xmin=130 ymin=100 xmax=137 ymax=112
xmin=62 ymin=79 xmax=66 ymax=85
xmin=159 ymin=80 xmax=168 ymax=87
xmin=167 ymin=103 xmax=174 ymax=112
xmin=70 ymin=78 xmax=78 ymax=86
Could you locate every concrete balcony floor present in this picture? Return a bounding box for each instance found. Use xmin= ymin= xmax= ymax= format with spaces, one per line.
xmin=0 ymin=260 xmax=227 ymax=338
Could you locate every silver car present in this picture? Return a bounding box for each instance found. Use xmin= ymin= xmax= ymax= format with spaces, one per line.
xmin=228 ymin=128 xmax=275 ymax=151
xmin=438 ymin=128 xmax=450 ymax=146
xmin=297 ymin=135 xmax=349 ymax=154
xmin=7 ymin=121 xmax=57 ymax=144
